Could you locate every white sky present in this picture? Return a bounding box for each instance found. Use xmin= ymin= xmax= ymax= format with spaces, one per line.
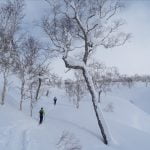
xmin=15 ymin=0 xmax=150 ymax=77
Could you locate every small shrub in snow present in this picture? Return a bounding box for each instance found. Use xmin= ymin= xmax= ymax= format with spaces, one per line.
xmin=56 ymin=131 xmax=82 ymax=150
xmin=103 ymin=103 xmax=114 ymax=112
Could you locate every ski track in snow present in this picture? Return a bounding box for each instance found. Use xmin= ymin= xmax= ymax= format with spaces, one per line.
xmin=47 ymin=116 xmax=100 ymax=139
xmin=22 ymin=129 xmax=30 ymax=150
xmin=0 ymin=121 xmax=35 ymax=150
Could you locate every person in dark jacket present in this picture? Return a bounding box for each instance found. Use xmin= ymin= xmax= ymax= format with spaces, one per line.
xmin=53 ymin=97 xmax=57 ymax=106
xmin=39 ymin=107 xmax=45 ymax=124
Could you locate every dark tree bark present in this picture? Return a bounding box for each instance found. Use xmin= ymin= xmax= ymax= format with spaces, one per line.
xmin=98 ymin=90 xmax=102 ymax=103
xmin=20 ymin=79 xmax=25 ymax=110
xmin=46 ymin=90 xmax=49 ymax=97
xmin=35 ymin=78 xmax=42 ymax=101
xmin=1 ymin=72 xmax=8 ymax=105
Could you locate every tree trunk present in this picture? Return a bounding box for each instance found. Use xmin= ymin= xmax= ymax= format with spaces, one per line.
xmin=35 ymin=78 xmax=42 ymax=101
xmin=76 ymin=84 xmax=80 ymax=108
xmin=76 ymin=95 xmax=80 ymax=109
xmin=82 ymin=68 xmax=111 ymax=145
xmin=20 ymin=79 xmax=25 ymax=111
xmin=30 ymin=91 xmax=33 ymax=117
xmin=30 ymin=99 xmax=33 ymax=117
xmin=98 ymin=90 xmax=102 ymax=103
xmin=46 ymin=90 xmax=49 ymax=97
xmin=1 ymin=71 xmax=8 ymax=105
xmin=146 ymin=81 xmax=148 ymax=87
xmin=29 ymin=84 xmax=34 ymax=117
xmin=63 ymin=57 xmax=111 ymax=145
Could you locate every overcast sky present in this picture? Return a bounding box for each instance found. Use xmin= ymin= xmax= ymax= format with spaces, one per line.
xmin=19 ymin=0 xmax=150 ymax=77
xmin=97 ymin=0 xmax=150 ymax=76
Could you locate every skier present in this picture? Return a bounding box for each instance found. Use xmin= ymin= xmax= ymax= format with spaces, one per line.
xmin=39 ymin=107 xmax=45 ymax=124
xmin=53 ymin=97 xmax=57 ymax=106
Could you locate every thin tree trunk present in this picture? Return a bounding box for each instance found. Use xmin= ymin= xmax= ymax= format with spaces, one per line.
xmin=20 ymin=79 xmax=25 ymax=111
xmin=30 ymin=99 xmax=33 ymax=117
xmin=29 ymin=84 xmax=33 ymax=117
xmin=76 ymin=84 xmax=80 ymax=108
xmin=1 ymin=71 xmax=8 ymax=105
xmin=76 ymin=95 xmax=80 ymax=109
xmin=98 ymin=90 xmax=102 ymax=103
xmin=35 ymin=78 xmax=42 ymax=101
xmin=46 ymin=90 xmax=49 ymax=97
xmin=146 ymin=81 xmax=148 ymax=87
xmin=63 ymin=57 xmax=111 ymax=145
xmin=82 ymin=68 xmax=111 ymax=145
xmin=30 ymin=92 xmax=33 ymax=117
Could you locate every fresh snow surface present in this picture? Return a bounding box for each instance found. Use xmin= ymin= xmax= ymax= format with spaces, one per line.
xmin=0 ymin=83 xmax=150 ymax=150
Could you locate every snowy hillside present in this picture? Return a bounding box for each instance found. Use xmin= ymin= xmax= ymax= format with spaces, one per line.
xmin=0 ymin=0 xmax=150 ymax=150
xmin=110 ymin=83 xmax=150 ymax=114
xmin=0 ymin=83 xmax=150 ymax=150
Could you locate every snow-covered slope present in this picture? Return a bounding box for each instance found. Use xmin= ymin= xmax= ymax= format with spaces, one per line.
xmin=110 ymin=82 xmax=150 ymax=114
xmin=0 ymin=84 xmax=150 ymax=150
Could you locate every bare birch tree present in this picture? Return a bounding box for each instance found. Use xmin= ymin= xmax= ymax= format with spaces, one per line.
xmin=42 ymin=0 xmax=130 ymax=145
xmin=89 ymin=61 xmax=119 ymax=103
xmin=64 ymin=79 xmax=75 ymax=101
xmin=73 ymin=71 xmax=86 ymax=108
xmin=0 ymin=0 xmax=24 ymax=105
xmin=15 ymin=36 xmax=50 ymax=112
